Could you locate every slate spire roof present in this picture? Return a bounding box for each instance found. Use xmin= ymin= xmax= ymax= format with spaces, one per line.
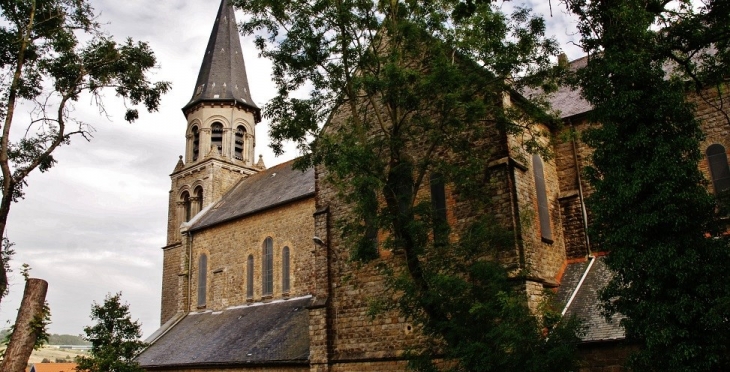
xmin=183 ymin=0 xmax=260 ymax=120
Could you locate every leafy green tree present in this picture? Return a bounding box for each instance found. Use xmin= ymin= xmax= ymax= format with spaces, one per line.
xmin=237 ymin=0 xmax=581 ymax=370
xmin=0 ymin=0 xmax=170 ymax=300
xmin=76 ymin=293 xmax=146 ymax=372
xmin=564 ymin=0 xmax=730 ymax=370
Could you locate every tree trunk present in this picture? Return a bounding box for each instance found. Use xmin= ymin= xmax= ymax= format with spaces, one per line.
xmin=1 ymin=278 xmax=48 ymax=372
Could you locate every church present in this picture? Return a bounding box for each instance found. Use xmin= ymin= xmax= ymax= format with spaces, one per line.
xmin=135 ymin=1 xmax=730 ymax=371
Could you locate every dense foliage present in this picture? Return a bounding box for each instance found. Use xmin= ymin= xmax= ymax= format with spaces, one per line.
xmin=0 ymin=0 xmax=170 ymax=300
xmin=236 ymin=0 xmax=581 ymax=370
xmin=565 ymin=0 xmax=730 ymax=370
xmin=76 ymin=293 xmax=146 ymax=372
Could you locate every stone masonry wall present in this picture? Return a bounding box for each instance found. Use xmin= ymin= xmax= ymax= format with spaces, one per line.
xmin=690 ymin=85 xmax=730 ymax=195
xmin=160 ymin=242 xmax=186 ymax=325
xmin=554 ymin=118 xmax=592 ymax=260
xmin=507 ymin=121 xmax=567 ymax=291
xmin=188 ymin=197 xmax=315 ymax=312
xmin=162 ymin=156 xmax=258 ymax=322
xmin=314 ymin=161 xmax=423 ymax=363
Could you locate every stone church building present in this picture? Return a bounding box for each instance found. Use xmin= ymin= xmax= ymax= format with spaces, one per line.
xmin=135 ymin=0 xmax=730 ymax=371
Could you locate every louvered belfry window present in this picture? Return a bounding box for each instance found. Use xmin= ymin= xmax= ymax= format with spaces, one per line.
xmin=532 ymin=154 xmax=553 ymax=242
xmin=282 ymin=246 xmax=290 ymax=293
xmin=211 ymin=123 xmax=223 ymax=154
xmin=192 ymin=126 xmax=200 ymax=161
xmin=707 ymin=144 xmax=730 ymax=195
xmin=262 ymin=238 xmax=274 ymax=296
xmin=235 ymin=126 xmax=246 ymax=160
xmin=197 ymin=254 xmax=207 ymax=307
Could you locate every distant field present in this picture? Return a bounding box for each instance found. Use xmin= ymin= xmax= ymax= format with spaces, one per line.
xmin=27 ymin=346 xmax=88 ymax=364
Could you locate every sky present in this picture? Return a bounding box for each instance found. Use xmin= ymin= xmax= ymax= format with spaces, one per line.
xmin=0 ymin=0 xmax=584 ymax=338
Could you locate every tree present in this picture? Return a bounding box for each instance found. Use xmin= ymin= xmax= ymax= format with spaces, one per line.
xmin=0 ymin=0 xmax=170 ymax=300
xmin=0 ymin=278 xmax=49 ymax=372
xmin=564 ymin=0 xmax=730 ymax=370
xmin=76 ymin=293 xmax=146 ymax=372
xmin=237 ymin=0 xmax=581 ymax=369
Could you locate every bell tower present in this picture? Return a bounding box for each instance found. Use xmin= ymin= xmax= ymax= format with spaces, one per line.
xmin=181 ymin=0 xmax=260 ymax=166
xmin=160 ymin=0 xmax=263 ymax=324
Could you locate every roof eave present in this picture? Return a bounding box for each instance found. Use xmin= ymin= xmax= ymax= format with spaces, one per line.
xmin=190 ymin=191 xmax=315 ymax=232
xmin=182 ymin=98 xmax=262 ymax=123
xmin=141 ymin=359 xmax=310 ymax=370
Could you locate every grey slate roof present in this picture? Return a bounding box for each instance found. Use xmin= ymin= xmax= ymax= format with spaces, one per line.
xmin=523 ymin=56 xmax=593 ymax=120
xmin=183 ymin=0 xmax=260 ymax=119
xmin=555 ymin=260 xmax=589 ymax=307
xmin=191 ymin=159 xmax=315 ymax=231
xmin=557 ymin=256 xmax=625 ymax=342
xmin=137 ymin=296 xmax=311 ymax=368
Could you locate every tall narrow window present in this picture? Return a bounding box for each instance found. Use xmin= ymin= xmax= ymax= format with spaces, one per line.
xmin=234 ymin=126 xmax=246 ymax=160
xmin=194 ymin=186 xmax=204 ymax=214
xmin=532 ymin=154 xmax=553 ymax=242
xmin=246 ymin=255 xmax=254 ymax=299
xmin=192 ymin=126 xmax=200 ymax=161
xmin=211 ymin=123 xmax=223 ymax=155
xmin=707 ymin=144 xmax=730 ymax=195
xmin=430 ymin=173 xmax=448 ymax=245
xmin=197 ymin=254 xmax=207 ymax=307
xmin=262 ymin=238 xmax=273 ymax=296
xmin=182 ymin=191 xmax=191 ymax=222
xmin=282 ymin=246 xmax=290 ymax=293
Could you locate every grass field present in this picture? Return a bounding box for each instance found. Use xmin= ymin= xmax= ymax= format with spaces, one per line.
xmin=27 ymin=346 xmax=88 ymax=364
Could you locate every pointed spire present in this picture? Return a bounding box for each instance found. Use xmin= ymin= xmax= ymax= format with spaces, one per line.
xmin=256 ymin=154 xmax=266 ymax=169
xmin=183 ymin=0 xmax=260 ymax=122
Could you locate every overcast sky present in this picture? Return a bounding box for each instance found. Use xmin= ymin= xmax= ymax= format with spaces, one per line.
xmin=0 ymin=0 xmax=583 ymax=338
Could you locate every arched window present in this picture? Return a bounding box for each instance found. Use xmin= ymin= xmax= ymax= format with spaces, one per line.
xmin=182 ymin=191 xmax=191 ymax=222
xmin=532 ymin=154 xmax=552 ymax=242
xmin=246 ymin=254 xmax=254 ymax=299
xmin=194 ymin=186 xmax=204 ymax=214
xmin=235 ymin=126 xmax=246 ymax=161
xmin=707 ymin=144 xmax=730 ymax=195
xmin=282 ymin=246 xmax=290 ymax=293
xmin=262 ymin=238 xmax=273 ymax=296
xmin=211 ymin=122 xmax=223 ymax=155
xmin=192 ymin=126 xmax=200 ymax=161
xmin=197 ymin=254 xmax=207 ymax=307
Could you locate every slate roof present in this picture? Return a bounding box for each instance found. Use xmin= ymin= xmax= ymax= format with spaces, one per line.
xmin=191 ymin=159 xmax=315 ymax=231
xmin=136 ymin=296 xmax=311 ymax=368
xmin=183 ymin=0 xmax=260 ymax=120
xmin=557 ymin=256 xmax=625 ymax=342
xmin=522 ymin=56 xmax=593 ymax=120
xmin=524 ymin=53 xmax=705 ymax=120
